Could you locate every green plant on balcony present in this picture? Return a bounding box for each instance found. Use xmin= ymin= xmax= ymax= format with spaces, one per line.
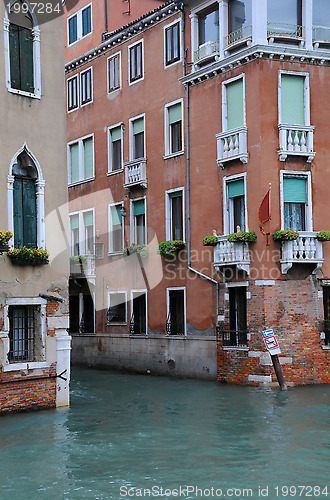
xmin=202 ymin=235 xmax=218 ymax=246
xmin=0 ymin=230 xmax=13 ymax=251
xmin=272 ymin=230 xmax=299 ymax=241
xmin=7 ymin=247 xmax=49 ymax=265
xmin=157 ymin=240 xmax=185 ymax=257
xmin=123 ymin=244 xmax=149 ymax=258
xmin=69 ymin=255 xmax=87 ymax=261
xmin=316 ymin=231 xmax=330 ymax=241
xmin=227 ymin=230 xmax=257 ymax=243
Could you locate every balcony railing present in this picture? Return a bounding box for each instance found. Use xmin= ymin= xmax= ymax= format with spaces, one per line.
xmin=194 ymin=40 xmax=219 ymax=64
xmin=278 ymin=124 xmax=315 ymax=163
xmin=129 ymin=313 xmax=146 ymax=335
xmin=124 ymin=158 xmax=147 ymax=189
xmin=267 ymin=22 xmax=304 ymax=41
xmin=216 ymin=127 xmax=248 ymax=168
xmin=70 ymin=254 xmax=96 ymax=278
xmin=312 ymin=26 xmax=330 ymax=43
xmin=220 ymin=328 xmax=248 ymax=348
xmin=280 ymin=232 xmax=323 ymax=274
xmin=213 ymin=235 xmax=250 ymax=275
xmin=224 ymin=25 xmax=252 ymax=49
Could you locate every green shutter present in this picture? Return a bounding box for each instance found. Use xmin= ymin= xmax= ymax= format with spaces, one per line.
xmin=283 ymin=178 xmax=307 ymax=203
xmin=228 ymin=179 xmax=244 ymax=198
xmin=22 ymin=180 xmax=37 ymax=248
xmin=84 ymin=212 xmax=93 ymax=227
xmin=168 ymin=103 xmax=181 ymax=124
xmin=9 ymin=24 xmax=20 ymax=90
xmin=281 ymin=74 xmax=305 ymax=125
xmin=227 ymin=79 xmax=244 ymax=130
xmin=68 ymin=16 xmax=77 ymax=44
xmin=134 ymin=200 xmax=145 ymax=216
xmin=70 ymin=214 xmax=79 ymax=230
xmin=112 ymin=205 xmax=122 ymax=225
xmin=19 ymin=27 xmax=34 ymax=93
xmin=169 ymin=190 xmax=182 ymax=199
xmin=111 ymin=127 xmax=121 ymax=142
xmin=83 ymin=137 xmax=93 ymax=179
xmin=133 ymin=118 xmax=144 ymax=135
xmin=82 ymin=5 xmax=91 ymax=37
xmin=13 ymin=179 xmax=24 ymax=248
xmin=70 ymin=143 xmax=79 ymax=183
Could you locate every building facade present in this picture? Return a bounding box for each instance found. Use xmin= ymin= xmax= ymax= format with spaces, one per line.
xmin=65 ymin=0 xmax=330 ymax=386
xmin=0 ymin=1 xmax=70 ymax=412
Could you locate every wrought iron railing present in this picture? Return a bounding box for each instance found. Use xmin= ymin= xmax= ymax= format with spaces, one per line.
xmin=312 ymin=26 xmax=330 ymax=42
xmin=165 ymin=311 xmax=184 ymax=336
xmin=267 ymin=22 xmax=303 ymax=38
xmin=324 ymin=321 xmax=330 ymax=346
xmin=220 ymin=328 xmax=248 ymax=347
xmin=224 ymin=25 xmax=252 ymax=48
xmin=129 ymin=313 xmax=145 ymax=335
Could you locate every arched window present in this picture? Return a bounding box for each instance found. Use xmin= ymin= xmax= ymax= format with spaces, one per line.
xmin=8 ymin=145 xmax=45 ymax=249
xmin=4 ymin=0 xmax=41 ymax=98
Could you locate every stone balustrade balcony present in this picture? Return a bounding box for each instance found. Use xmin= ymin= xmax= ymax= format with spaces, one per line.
xmin=216 ymin=127 xmax=248 ymax=168
xmin=213 ymin=235 xmax=250 ymax=275
xmin=278 ymin=124 xmax=315 ymax=163
xmin=194 ymin=40 xmax=219 ymax=64
xmin=280 ymin=232 xmax=323 ymax=274
xmin=70 ymin=254 xmax=96 ymax=278
xmin=124 ymin=158 xmax=147 ymax=190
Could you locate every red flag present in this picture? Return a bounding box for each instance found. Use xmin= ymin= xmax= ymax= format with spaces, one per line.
xmin=259 ymin=187 xmax=271 ymax=235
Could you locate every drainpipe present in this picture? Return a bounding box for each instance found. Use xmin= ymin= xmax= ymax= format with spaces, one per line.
xmin=101 ymin=0 xmax=108 ymax=42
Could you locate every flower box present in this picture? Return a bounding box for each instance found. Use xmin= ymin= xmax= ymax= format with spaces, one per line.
xmin=7 ymin=247 xmax=49 ymax=266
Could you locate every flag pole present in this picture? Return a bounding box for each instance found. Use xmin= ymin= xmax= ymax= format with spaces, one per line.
xmin=266 ymin=183 xmax=271 ymax=246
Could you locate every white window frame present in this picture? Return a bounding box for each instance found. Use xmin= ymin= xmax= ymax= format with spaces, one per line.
xmin=107 ymin=290 xmax=127 ymax=325
xmin=69 ymin=208 xmax=95 ymax=256
xmin=222 ymin=73 xmax=246 ymax=132
xmin=130 ymin=196 xmax=147 ymax=245
xmin=3 ymin=3 xmax=41 ymax=99
xmin=108 ymin=202 xmax=124 ymax=255
xmin=278 ymin=70 xmax=310 ymax=126
xmin=164 ymin=98 xmax=184 ymax=158
xmin=280 ymin=170 xmax=312 ymax=231
xmin=164 ymin=18 xmax=182 ymax=68
xmin=165 ymin=187 xmax=185 ymax=241
xmin=107 ymin=51 xmax=121 ymax=93
xmin=67 ymin=3 xmax=93 ymax=46
xmin=223 ymin=172 xmax=248 ymax=234
xmin=107 ymin=122 xmax=124 ymax=174
xmin=67 ymin=74 xmax=79 ymax=113
xmin=80 ymin=66 xmax=93 ymax=107
xmin=67 ymin=133 xmax=95 ymax=186
xmin=166 ymin=287 xmax=186 ymax=336
xmin=129 ymin=113 xmax=146 ymax=161
xmin=128 ymin=39 xmax=144 ymax=85
xmin=130 ymin=289 xmax=148 ymax=335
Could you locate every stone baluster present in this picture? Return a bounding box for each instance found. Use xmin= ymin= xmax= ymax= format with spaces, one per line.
xmin=310 ymin=237 xmax=316 ymax=259
xmin=223 ymin=137 xmax=229 ymax=157
xmin=298 ymin=237 xmax=304 ymax=259
xmin=293 ymin=239 xmax=299 ymax=259
xmin=300 ymin=131 xmax=307 ymax=152
xmin=294 ymin=130 xmax=300 ymax=151
xmin=234 ymin=134 xmax=239 ymax=153
xmin=287 ymin=129 xmax=293 ymax=151
xmin=228 ymin=135 xmax=234 ymax=154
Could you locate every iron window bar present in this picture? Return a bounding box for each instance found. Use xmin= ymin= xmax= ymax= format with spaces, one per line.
xmin=221 ymin=328 xmax=248 ymax=347
xmin=8 ymin=306 xmax=35 ymax=362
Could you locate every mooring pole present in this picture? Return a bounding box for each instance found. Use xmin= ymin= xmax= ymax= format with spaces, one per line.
xmin=263 ymin=327 xmax=288 ymax=391
xmin=270 ymin=354 xmax=287 ymax=391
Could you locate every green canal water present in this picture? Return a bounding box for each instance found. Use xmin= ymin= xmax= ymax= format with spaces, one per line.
xmin=0 ymin=367 xmax=329 ymax=500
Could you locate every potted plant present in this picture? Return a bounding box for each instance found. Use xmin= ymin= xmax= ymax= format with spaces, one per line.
xmin=272 ymin=230 xmax=299 ymax=242
xmin=202 ymin=235 xmax=218 ymax=246
xmin=316 ymin=231 xmax=330 ymax=241
xmin=123 ymin=244 xmax=149 ymax=258
xmin=227 ymin=230 xmax=257 ymax=243
xmin=157 ymin=240 xmax=185 ymax=257
xmin=7 ymin=247 xmax=49 ymax=265
xmin=0 ymin=230 xmax=13 ymax=252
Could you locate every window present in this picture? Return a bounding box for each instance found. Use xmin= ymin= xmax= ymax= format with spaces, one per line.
xmin=80 ymin=68 xmax=92 ymax=106
xmin=268 ymin=0 xmax=301 ymax=32
xmin=165 ymin=101 xmax=183 ymax=156
xmin=130 ymin=116 xmax=145 ymax=160
xmin=165 ymin=21 xmax=180 ymax=66
xmin=68 ymin=4 xmax=92 ymax=45
xmin=166 ymin=288 xmax=186 ymax=336
xmin=68 ymin=135 xmax=94 ymax=185
xmin=223 ymin=286 xmax=247 ymax=346
xmin=199 ymin=4 xmax=219 ymax=46
xmin=130 ymin=291 xmax=147 ymax=335
xmin=226 ymin=177 xmax=246 ymax=233
xmin=109 ymin=203 xmax=123 ymax=253
xmin=8 ymin=305 xmax=36 ymax=362
xmin=279 ymin=72 xmax=308 ymax=126
xmin=223 ymin=75 xmax=245 ymax=131
xmin=166 ymin=189 xmax=184 ymax=241
xmin=132 ymin=199 xmax=146 ymax=245
xmin=107 ymin=291 xmax=127 ymax=324
xmin=108 ymin=125 xmax=123 ymax=172
xmin=313 ymin=0 xmax=330 ymax=41
xmin=67 ymin=75 xmax=78 ymax=111
xmin=229 ymin=0 xmax=252 ymax=35
xmin=129 ymin=40 xmax=143 ymax=83
xmin=283 ymin=177 xmax=307 ymax=231
xmin=70 ymin=210 xmax=94 ymax=256
xmin=108 ymin=53 xmax=121 ymax=92
xmin=323 ymin=286 xmax=330 ymax=346
xmin=4 ymin=2 xmax=41 ymax=98
xmin=69 ymin=293 xmax=94 ymax=334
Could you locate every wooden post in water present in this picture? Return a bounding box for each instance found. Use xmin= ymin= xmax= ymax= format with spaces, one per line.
xmin=270 ymin=354 xmax=287 ymax=391
xmin=263 ymin=327 xmax=288 ymax=391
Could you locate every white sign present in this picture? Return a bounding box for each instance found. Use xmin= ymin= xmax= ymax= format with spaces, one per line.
xmin=263 ymin=329 xmax=281 ymax=355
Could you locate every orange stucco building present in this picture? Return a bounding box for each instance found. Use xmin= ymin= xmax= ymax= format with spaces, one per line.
xmin=64 ymin=0 xmax=330 ymax=385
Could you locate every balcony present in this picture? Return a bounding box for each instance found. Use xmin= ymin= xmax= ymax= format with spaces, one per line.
xmin=70 ymin=254 xmax=96 ymax=278
xmin=213 ymin=235 xmax=250 ymax=275
xmin=194 ymin=40 xmax=219 ymax=65
xmin=216 ymin=127 xmax=248 ymax=168
xmin=312 ymin=26 xmax=330 ymax=50
xmin=267 ymin=22 xmax=304 ymax=46
xmin=280 ymin=232 xmax=323 ymax=274
xmin=124 ymin=158 xmax=147 ymax=190
xmin=278 ymin=124 xmax=315 ymax=163
xmin=224 ymin=25 xmax=252 ymax=53
xmin=220 ymin=329 xmax=248 ymax=348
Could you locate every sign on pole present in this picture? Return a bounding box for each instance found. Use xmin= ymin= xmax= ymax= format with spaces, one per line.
xmin=263 ymin=329 xmax=281 ymax=355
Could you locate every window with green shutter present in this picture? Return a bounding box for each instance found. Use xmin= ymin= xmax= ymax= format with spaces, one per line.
xmin=226 ymin=78 xmax=244 ymax=131
xmin=69 ymin=136 xmax=94 ymax=184
xmin=227 ymin=179 xmax=246 ymax=232
xmin=83 ymin=137 xmax=94 ymax=179
xmin=82 ymin=5 xmax=92 ymax=37
xmin=168 ymin=103 xmax=182 ymax=154
xmin=9 ymin=23 xmax=34 ymax=93
xmin=283 ymin=177 xmax=307 ymax=231
xmin=13 ymin=178 xmax=37 ymax=249
xmin=110 ymin=205 xmax=123 ymax=252
xmin=133 ymin=200 xmax=145 ymax=245
xmin=281 ymin=74 xmax=305 ymax=125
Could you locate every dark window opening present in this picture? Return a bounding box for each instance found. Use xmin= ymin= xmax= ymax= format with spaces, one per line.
xmin=170 ymin=121 xmax=182 ymax=154
xmin=81 ymin=69 xmax=92 ymax=105
xmin=130 ymin=293 xmax=147 ymax=335
xmin=130 ymin=42 xmax=143 ymax=82
xmin=9 ymin=305 xmax=35 ymax=362
xmin=166 ymin=289 xmax=185 ymax=335
xmin=165 ymin=22 xmax=180 ymax=65
xmin=323 ymin=286 xmax=330 ymax=346
xmin=222 ymin=287 xmax=247 ymax=346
